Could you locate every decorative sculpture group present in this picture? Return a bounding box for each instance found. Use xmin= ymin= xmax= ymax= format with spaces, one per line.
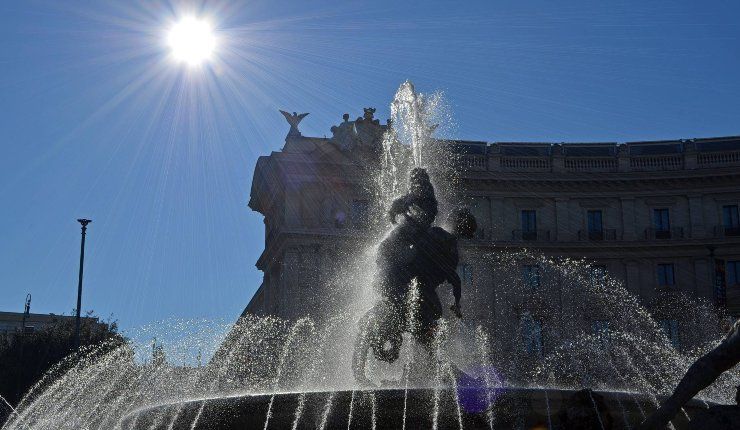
xmin=353 ymin=167 xmax=476 ymax=385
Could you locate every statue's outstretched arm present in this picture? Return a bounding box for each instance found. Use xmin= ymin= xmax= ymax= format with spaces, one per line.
xmin=638 ymin=321 xmax=740 ymax=430
xmin=449 ymin=271 xmax=461 ymax=305
xmin=446 ymin=272 xmax=462 ymax=319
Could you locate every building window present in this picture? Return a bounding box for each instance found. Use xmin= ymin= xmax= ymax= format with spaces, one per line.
xmin=722 ymin=205 xmax=740 ymax=236
xmin=727 ymin=261 xmax=740 ymax=286
xmin=723 ymin=205 xmax=739 ymax=227
xmin=590 ymin=265 xmax=607 ymax=286
xmin=659 ymin=319 xmax=680 ymax=349
xmin=521 ymin=210 xmax=537 ymax=240
xmin=587 ymin=210 xmax=603 ymax=240
xmin=521 ymin=265 xmax=541 ymax=290
xmin=653 ymin=208 xmax=671 ymax=238
xmin=333 ymin=209 xmax=347 ymax=228
xmin=521 ymin=313 xmax=543 ymax=358
xmin=657 ymin=263 xmax=675 ymax=287
xmin=458 ymin=264 xmax=473 ymax=287
xmin=351 ymin=200 xmax=369 ymax=229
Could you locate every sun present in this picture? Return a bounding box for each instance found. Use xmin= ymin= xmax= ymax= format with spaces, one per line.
xmin=167 ymin=16 xmax=216 ymax=66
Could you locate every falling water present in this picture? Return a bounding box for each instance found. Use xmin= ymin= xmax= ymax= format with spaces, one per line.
xmin=164 ymin=404 xmax=183 ymax=430
xmin=543 ymin=390 xmax=552 ymax=430
xmin=346 ymin=390 xmax=355 ymax=430
xmin=447 ymin=366 xmax=464 ymax=430
xmin=615 ymin=396 xmax=631 ymax=429
xmin=402 ymin=363 xmax=409 ymax=430
xmin=187 ymin=402 xmax=205 ymax=430
xmin=290 ymin=393 xmax=306 ymax=430
xmin=376 ymin=81 xmax=460 ymax=223
xmin=318 ymin=393 xmax=334 ymax=430
xmin=369 ymin=392 xmax=377 ymax=430
xmin=431 ymin=324 xmax=444 ymax=430
xmin=474 ymin=327 xmax=496 ymax=430
xmin=587 ymin=390 xmax=606 ymax=430
xmin=0 ymin=396 xmax=16 ymax=420
xmin=263 ymin=317 xmax=315 ymax=430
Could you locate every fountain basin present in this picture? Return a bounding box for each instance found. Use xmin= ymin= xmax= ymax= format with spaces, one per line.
xmin=120 ymin=387 xmax=716 ymax=429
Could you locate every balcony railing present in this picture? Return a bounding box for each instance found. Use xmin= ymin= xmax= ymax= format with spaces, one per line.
xmin=629 ymin=154 xmax=683 ymax=171
xmin=460 ymin=154 xmax=487 ymax=171
xmin=564 ymin=158 xmax=618 ymax=172
xmin=713 ymin=225 xmax=740 ymax=238
xmin=500 ymin=157 xmax=551 ymax=171
xmin=512 ymin=229 xmax=551 ymax=242
xmin=577 ymin=229 xmax=617 ymax=241
xmin=644 ymin=227 xmax=684 ymax=240
xmin=697 ymin=150 xmax=740 ymax=167
xmin=474 ymin=139 xmax=740 ymax=173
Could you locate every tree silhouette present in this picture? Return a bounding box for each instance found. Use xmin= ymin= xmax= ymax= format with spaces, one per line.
xmin=0 ymin=311 xmax=125 ymax=424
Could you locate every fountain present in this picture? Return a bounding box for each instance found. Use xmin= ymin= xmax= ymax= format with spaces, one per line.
xmin=2 ymin=82 xmax=739 ymax=430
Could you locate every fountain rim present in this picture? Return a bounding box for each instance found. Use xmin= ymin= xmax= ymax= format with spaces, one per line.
xmin=120 ymin=385 xmax=719 ymax=423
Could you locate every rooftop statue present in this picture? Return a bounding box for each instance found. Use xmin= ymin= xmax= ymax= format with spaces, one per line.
xmin=360 ymin=107 xmax=377 ymax=122
xmin=279 ymin=110 xmax=309 ymax=138
xmin=329 ymin=108 xmax=385 ymax=157
xmin=637 ymin=318 xmax=740 ymax=429
xmin=353 ymin=167 xmax=477 ymax=385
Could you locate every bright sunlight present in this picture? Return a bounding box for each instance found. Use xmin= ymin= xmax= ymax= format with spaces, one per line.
xmin=167 ymin=16 xmax=216 ymax=66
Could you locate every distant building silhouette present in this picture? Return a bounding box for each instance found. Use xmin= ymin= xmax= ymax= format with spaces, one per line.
xmin=0 ymin=311 xmax=99 ymax=339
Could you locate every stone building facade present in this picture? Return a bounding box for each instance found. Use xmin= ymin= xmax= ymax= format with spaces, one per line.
xmin=245 ymin=109 xmax=740 ymax=348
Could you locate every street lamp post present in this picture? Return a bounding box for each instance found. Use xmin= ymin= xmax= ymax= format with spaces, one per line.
xmin=74 ymin=219 xmax=92 ymax=350
xmin=21 ymin=294 xmax=31 ymax=334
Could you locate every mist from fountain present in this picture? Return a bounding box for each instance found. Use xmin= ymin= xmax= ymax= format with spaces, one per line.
xmin=2 ymin=82 xmax=739 ymax=430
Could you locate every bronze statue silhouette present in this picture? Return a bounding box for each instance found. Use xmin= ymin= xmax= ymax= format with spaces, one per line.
xmin=279 ymin=110 xmax=309 ymax=137
xmin=637 ymin=318 xmax=740 ymax=429
xmin=353 ymin=168 xmax=476 ymax=384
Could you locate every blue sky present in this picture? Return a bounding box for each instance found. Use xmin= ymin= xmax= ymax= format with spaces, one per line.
xmin=0 ymin=0 xmax=738 ymax=331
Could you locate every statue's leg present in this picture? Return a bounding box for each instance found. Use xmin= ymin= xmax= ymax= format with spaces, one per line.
xmin=352 ymin=308 xmax=376 ymax=387
xmin=413 ymin=287 xmax=444 ymax=347
xmin=352 ymin=299 xmax=406 ymax=386
xmin=370 ymin=298 xmax=404 ymax=363
xmin=638 ymin=330 xmax=740 ymax=429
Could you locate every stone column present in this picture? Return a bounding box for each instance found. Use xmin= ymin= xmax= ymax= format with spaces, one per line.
xmin=488 ymin=143 xmax=501 ymax=172
xmin=620 ymin=197 xmax=636 ymax=240
xmin=491 ymin=197 xmax=505 ymax=240
xmin=483 ymin=196 xmax=493 ymax=241
xmin=552 ymin=144 xmax=565 ymax=173
xmin=284 ymin=182 xmax=302 ymax=227
xmin=693 ymin=258 xmax=713 ymax=301
xmin=688 ymin=194 xmax=705 ymax=238
xmin=617 ymin=144 xmax=631 ymax=172
xmin=264 ymin=272 xmax=273 ymax=315
xmin=684 ymin=141 xmax=698 ymax=169
xmin=624 ymin=260 xmax=641 ymax=298
xmin=555 ymin=197 xmax=570 ymax=241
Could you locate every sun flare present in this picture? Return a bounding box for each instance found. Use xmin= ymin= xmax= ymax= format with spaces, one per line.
xmin=167 ymin=16 xmax=216 ymax=66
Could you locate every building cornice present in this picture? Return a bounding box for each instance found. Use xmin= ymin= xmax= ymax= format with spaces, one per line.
xmin=256 ymin=228 xmax=373 ymax=270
